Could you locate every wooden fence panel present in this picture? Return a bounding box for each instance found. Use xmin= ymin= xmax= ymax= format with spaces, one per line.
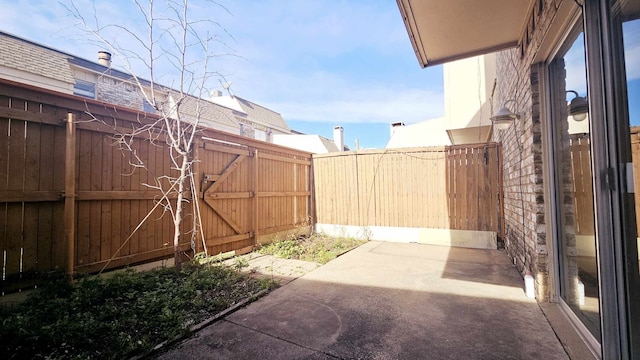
xmin=571 ymin=128 xmax=640 ymax=237
xmin=0 ymin=103 xmax=67 ymax=292
xmin=0 ymin=81 xmax=312 ymax=293
xmin=313 ymin=144 xmax=500 ymax=232
xmin=570 ymin=135 xmax=595 ymax=236
xmin=633 ymin=128 xmax=640 ymax=237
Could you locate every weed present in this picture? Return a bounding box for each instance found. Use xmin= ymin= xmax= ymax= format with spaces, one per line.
xmin=0 ymin=261 xmax=270 ymax=359
xmin=258 ymin=233 xmax=366 ymax=264
xmin=232 ymin=256 xmax=250 ymax=270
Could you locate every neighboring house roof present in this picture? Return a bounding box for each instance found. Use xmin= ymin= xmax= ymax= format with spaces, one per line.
xmin=68 ymin=56 xmax=152 ymax=87
xmin=0 ymin=30 xmax=288 ymax=136
xmin=319 ymin=136 xmax=340 ymax=152
xmin=176 ymin=95 xmax=238 ymax=128
xmin=0 ymin=31 xmax=75 ymax=89
xmin=0 ymin=31 xmax=156 ymax=92
xmin=386 ymin=117 xmax=452 ymax=148
xmin=210 ymin=94 xmax=291 ymax=133
xmin=234 ymin=96 xmax=290 ymax=132
xmin=273 ymin=134 xmax=339 ymax=154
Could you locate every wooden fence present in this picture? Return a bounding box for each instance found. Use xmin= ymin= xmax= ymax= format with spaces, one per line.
xmin=0 ymin=80 xmax=311 ymax=293
xmin=313 ymin=143 xmax=502 ymax=232
xmin=570 ymin=134 xmax=595 ymax=235
xmin=571 ymin=128 xmax=640 ymax=236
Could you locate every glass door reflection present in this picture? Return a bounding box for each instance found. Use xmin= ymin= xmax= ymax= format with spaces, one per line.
xmin=550 ymin=27 xmax=601 ymax=338
xmin=615 ymin=0 xmax=640 ymax=354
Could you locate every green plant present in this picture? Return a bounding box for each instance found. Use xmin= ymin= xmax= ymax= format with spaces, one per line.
xmin=259 ymin=236 xmax=304 ymax=259
xmin=0 ymin=261 xmax=271 ymax=359
xmin=258 ymin=233 xmax=366 ymax=264
xmin=233 ymin=256 xmax=250 ymax=270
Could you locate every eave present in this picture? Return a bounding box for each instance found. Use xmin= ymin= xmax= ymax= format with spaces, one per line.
xmin=397 ymin=0 xmax=535 ymax=67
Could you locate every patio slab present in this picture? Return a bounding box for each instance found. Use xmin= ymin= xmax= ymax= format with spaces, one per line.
xmin=158 ymin=241 xmax=569 ymax=359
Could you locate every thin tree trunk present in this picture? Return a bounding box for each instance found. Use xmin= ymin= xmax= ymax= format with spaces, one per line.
xmin=173 ymin=154 xmax=189 ymax=270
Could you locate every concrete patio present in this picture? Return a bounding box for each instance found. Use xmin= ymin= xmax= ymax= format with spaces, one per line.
xmin=157 ymin=241 xmax=577 ymax=359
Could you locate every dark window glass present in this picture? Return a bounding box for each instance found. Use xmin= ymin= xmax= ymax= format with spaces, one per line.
xmin=73 ymin=80 xmax=95 ymax=99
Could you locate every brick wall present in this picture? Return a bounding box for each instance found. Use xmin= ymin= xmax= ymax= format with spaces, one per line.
xmin=96 ymin=76 xmax=144 ymax=110
xmin=493 ymin=0 xmax=565 ymax=301
xmin=237 ymin=117 xmax=270 ymax=139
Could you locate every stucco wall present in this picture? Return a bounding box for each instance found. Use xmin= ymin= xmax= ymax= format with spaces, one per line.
xmin=444 ymin=53 xmax=496 ymax=130
xmin=493 ymin=0 xmax=567 ymax=301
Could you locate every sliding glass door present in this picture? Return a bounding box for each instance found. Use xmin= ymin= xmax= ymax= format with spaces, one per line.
xmin=608 ymin=0 xmax=640 ymax=356
xmin=548 ymin=20 xmax=602 ymax=342
xmin=549 ymin=0 xmax=640 ymax=357
xmin=542 ymin=1 xmax=640 ymax=357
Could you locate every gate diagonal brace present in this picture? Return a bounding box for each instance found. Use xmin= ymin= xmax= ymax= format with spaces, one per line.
xmin=203 ymin=197 xmax=243 ymax=234
xmin=202 ymin=155 xmax=246 ymax=193
xmin=201 ymin=154 xmax=247 ymax=235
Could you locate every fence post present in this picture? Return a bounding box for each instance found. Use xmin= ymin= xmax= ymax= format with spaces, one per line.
xmin=310 ymin=158 xmax=316 ymax=228
xmin=64 ymin=112 xmax=76 ymax=276
xmin=192 ymin=138 xmax=203 ymax=254
xmin=498 ymin=144 xmax=505 ymax=245
xmin=253 ymin=149 xmax=259 ymax=246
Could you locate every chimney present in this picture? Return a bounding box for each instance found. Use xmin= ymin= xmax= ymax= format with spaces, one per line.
xmin=98 ymin=51 xmax=112 ymax=67
xmin=390 ymin=122 xmax=405 ymax=137
xmin=333 ymin=126 xmax=344 ymax=152
xmin=210 ymin=90 xmax=222 ymax=99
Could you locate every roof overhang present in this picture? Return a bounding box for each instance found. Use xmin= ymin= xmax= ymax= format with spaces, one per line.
xmin=397 ymin=0 xmax=535 ymax=68
xmin=446 ymin=125 xmax=492 ymax=145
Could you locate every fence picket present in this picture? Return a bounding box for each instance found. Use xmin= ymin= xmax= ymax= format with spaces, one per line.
xmin=0 ymin=82 xmax=312 ymax=292
xmin=313 ymin=145 xmax=502 ymax=232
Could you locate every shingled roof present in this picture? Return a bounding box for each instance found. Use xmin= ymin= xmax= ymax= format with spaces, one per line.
xmin=0 ymin=31 xmax=289 ymax=135
xmin=234 ymin=96 xmax=290 ymax=132
xmin=175 ymin=94 xmax=239 ymax=128
xmin=0 ymin=32 xmax=74 ymax=85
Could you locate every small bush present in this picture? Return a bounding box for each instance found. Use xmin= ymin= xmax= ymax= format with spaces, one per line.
xmin=0 ymin=261 xmax=270 ymax=360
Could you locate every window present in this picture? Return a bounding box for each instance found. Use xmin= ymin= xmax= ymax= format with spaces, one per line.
xmin=142 ymin=99 xmax=155 ymax=113
xmin=73 ymin=79 xmax=96 ymax=99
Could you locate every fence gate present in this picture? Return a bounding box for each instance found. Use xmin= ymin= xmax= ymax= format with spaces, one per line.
xmin=199 ymin=139 xmax=257 ymax=254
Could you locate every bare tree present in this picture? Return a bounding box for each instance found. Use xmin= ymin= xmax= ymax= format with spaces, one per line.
xmin=65 ymin=0 xmax=233 ymax=270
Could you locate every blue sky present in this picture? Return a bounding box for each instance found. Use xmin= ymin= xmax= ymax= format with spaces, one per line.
xmin=0 ymin=0 xmax=444 ymax=149
xmin=565 ymin=20 xmax=640 ymax=126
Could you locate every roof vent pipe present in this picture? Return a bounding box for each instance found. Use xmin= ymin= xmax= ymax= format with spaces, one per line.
xmin=98 ymin=51 xmax=112 ymax=67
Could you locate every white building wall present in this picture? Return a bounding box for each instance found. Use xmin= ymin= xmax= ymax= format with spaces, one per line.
xmin=386 ymin=117 xmax=451 ymax=148
xmin=387 ymin=54 xmax=496 ymax=148
xmin=273 ymin=134 xmax=333 ymax=153
xmin=443 ymin=53 xmax=496 ymax=130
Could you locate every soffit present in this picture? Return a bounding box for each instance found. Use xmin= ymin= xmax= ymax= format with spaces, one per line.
xmin=446 ymin=125 xmax=492 ymax=145
xmin=397 ymin=0 xmax=535 ymax=67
